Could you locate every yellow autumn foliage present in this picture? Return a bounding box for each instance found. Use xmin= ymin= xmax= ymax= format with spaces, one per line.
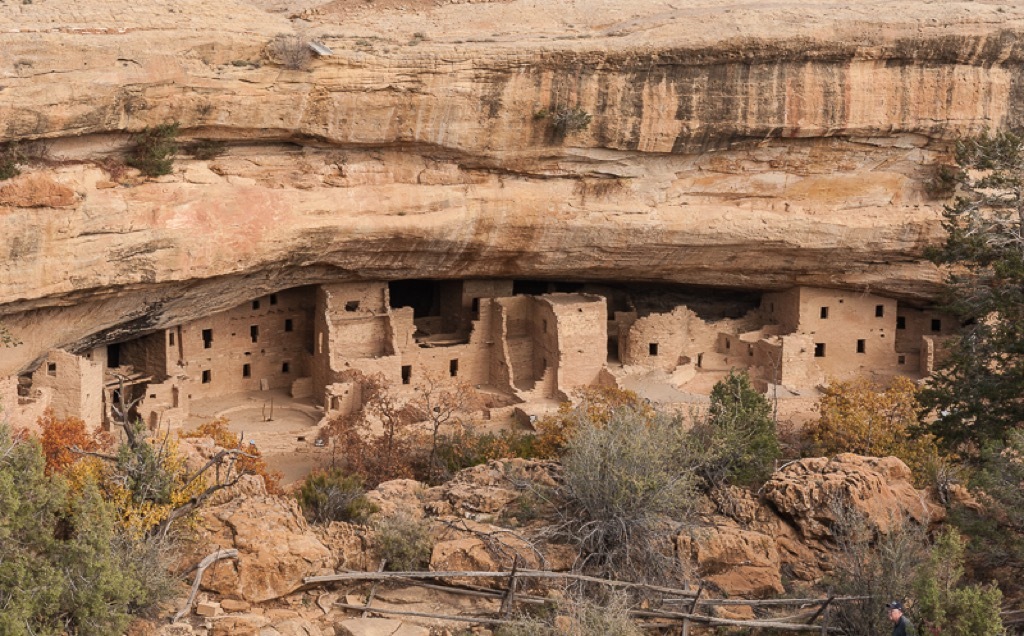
xmin=533 ymin=387 xmax=654 ymax=459
xmin=810 ymin=376 xmax=945 ymax=486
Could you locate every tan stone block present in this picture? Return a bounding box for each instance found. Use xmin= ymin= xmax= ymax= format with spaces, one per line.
xmin=221 ymin=598 xmax=251 ymax=612
xmin=196 ymin=601 xmax=222 ymax=617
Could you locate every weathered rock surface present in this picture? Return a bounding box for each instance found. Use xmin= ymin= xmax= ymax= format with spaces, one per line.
xmin=762 ymin=453 xmax=941 ymax=540
xmin=336 ymin=618 xmax=429 ymax=636
xmin=192 ymin=484 xmax=334 ymax=602
xmin=679 ymin=525 xmax=785 ymax=597
xmin=3 ymin=0 xmax=1024 ymax=372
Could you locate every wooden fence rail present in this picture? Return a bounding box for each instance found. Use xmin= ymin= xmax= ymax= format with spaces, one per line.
xmin=306 ymin=569 xmax=890 ymax=633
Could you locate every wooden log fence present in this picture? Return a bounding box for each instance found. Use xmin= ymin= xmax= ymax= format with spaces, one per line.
xmin=304 ymin=568 xmax=873 ymax=633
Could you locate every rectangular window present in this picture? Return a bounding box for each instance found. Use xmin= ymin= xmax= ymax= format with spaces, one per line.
xmin=898 ymin=355 xmax=906 ymax=365
xmin=897 ymin=316 xmax=906 ymax=330
xmin=471 ymin=298 xmax=480 ymax=313
xmin=875 ymin=305 xmax=884 ymax=317
xmin=814 ymin=343 xmax=826 ymax=357
xmin=748 ymin=344 xmax=754 ymax=357
xmin=47 ymin=362 xmax=56 ymax=376
xmin=449 ymin=359 xmax=459 ymax=377
xmin=202 ymin=370 xmax=211 ymax=384
xmin=857 ymin=339 xmax=866 ymax=354
xmin=649 ymin=343 xmax=658 ymax=356
xmin=242 ymin=364 xmax=251 ymax=378
xmin=168 ymin=332 xmax=175 ymax=346
xmin=820 ymin=307 xmax=829 ymax=319
xmin=202 ymin=329 xmax=213 ymax=349
xmin=282 ymin=362 xmax=290 ymax=373
xmin=270 ymin=293 xmax=278 ymax=305
xmin=250 ymin=325 xmax=259 ymax=343
xmin=285 ymin=319 xmax=294 ymax=332
xmin=345 ymin=300 xmax=360 ymax=312
xmin=252 ymin=300 xmax=260 ymax=310
xmin=931 ymin=319 xmax=942 ymax=332
xmin=401 ymin=365 xmax=412 ymax=385
xmin=725 ymin=338 xmax=730 ymax=350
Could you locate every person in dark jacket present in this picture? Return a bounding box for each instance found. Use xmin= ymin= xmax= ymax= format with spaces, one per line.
xmin=887 ymin=601 xmax=914 ymax=635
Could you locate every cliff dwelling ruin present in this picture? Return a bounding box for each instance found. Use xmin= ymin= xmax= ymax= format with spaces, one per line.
xmin=0 ymin=279 xmax=954 ymax=442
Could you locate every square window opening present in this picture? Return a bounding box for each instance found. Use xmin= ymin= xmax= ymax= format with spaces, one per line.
xmin=897 ymin=316 xmax=906 ymax=330
xmin=814 ymin=343 xmax=826 ymax=358
xmin=898 ymin=355 xmax=906 ymax=365
xmin=202 ymin=329 xmax=213 ymax=349
xmin=449 ymin=359 xmax=459 ymax=377
xmin=876 ymin=305 xmax=884 ymax=317
xmin=242 ymin=364 xmax=251 ymax=378
xmin=931 ymin=319 xmax=942 ymax=332
xmin=471 ymin=297 xmax=480 ymax=313
xmin=46 ymin=362 xmax=56 ymax=376
xmin=820 ymin=306 xmax=829 ymax=319
xmin=401 ymin=365 xmax=412 ymax=385
xmin=202 ymin=370 xmax=211 ymax=384
xmin=252 ymin=300 xmax=260 ymax=310
xmin=270 ymin=293 xmax=278 ymax=305
xmin=857 ymin=339 xmax=866 ymax=354
xmin=345 ymin=300 xmax=360 ymax=312
xmin=649 ymin=343 xmax=659 ymax=356
xmin=250 ymin=325 xmax=259 ymax=343
xmin=285 ymin=319 xmax=294 ymax=332
xmin=281 ymin=362 xmax=290 ymax=374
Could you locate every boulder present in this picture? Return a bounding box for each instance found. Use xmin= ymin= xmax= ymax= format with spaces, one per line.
xmin=679 ymin=525 xmax=784 ymax=597
xmin=762 ymin=454 xmax=942 ymax=540
xmin=365 ymin=480 xmax=428 ymax=519
xmin=193 ymin=493 xmax=334 ymax=603
xmin=441 ymin=459 xmax=559 ymax=520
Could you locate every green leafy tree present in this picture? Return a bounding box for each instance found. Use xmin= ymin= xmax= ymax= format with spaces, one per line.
xmin=0 ymin=423 xmax=164 ymax=635
xmin=689 ymin=369 xmax=781 ymax=487
xmin=913 ymin=527 xmax=1003 ymax=636
xmin=126 ymin=122 xmax=180 ymax=177
xmin=921 ymin=129 xmax=1024 ymax=450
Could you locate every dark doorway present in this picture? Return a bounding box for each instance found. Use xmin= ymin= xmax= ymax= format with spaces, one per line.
xmin=107 ymin=343 xmax=121 ymax=368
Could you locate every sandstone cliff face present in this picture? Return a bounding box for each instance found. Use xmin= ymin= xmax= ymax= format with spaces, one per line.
xmin=2 ymin=0 xmax=1024 ymax=373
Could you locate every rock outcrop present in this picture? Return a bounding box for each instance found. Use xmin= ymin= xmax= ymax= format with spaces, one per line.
xmin=762 ymin=453 xmax=942 ymax=540
xmin=191 ymin=477 xmax=334 ymax=603
xmin=3 ymin=0 xmax=1024 ymax=372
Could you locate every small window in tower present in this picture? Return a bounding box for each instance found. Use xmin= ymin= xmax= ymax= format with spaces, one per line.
xmin=401 ymin=365 xmax=412 ymax=385
xmin=169 ymin=332 xmax=175 ymax=346
xmin=270 ymin=293 xmax=278 ymax=305
xmin=47 ymin=362 xmax=56 ymax=376
xmin=876 ymin=305 xmax=884 ymax=317
xmin=242 ymin=364 xmax=251 ymax=378
xmin=285 ymin=319 xmax=294 ymax=332
xmin=202 ymin=329 xmax=213 ymax=349
xmin=202 ymin=370 xmax=211 ymax=384
xmin=471 ymin=298 xmax=480 ymax=313
xmin=250 ymin=325 xmax=259 ymax=343
xmin=931 ymin=319 xmax=942 ymax=332
xmin=725 ymin=338 xmax=731 ymax=350
xmin=820 ymin=306 xmax=829 ymax=319
xmin=252 ymin=300 xmax=260 ymax=310
xmin=898 ymin=355 xmax=906 ymax=365
xmin=449 ymin=359 xmax=459 ymax=377
xmin=897 ymin=316 xmax=906 ymax=330
xmin=857 ymin=339 xmax=866 ymax=354
xmin=649 ymin=343 xmax=658 ymax=356
xmin=282 ymin=362 xmax=290 ymax=373
xmin=814 ymin=343 xmax=826 ymax=357
xmin=345 ymin=301 xmax=360 ymax=312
